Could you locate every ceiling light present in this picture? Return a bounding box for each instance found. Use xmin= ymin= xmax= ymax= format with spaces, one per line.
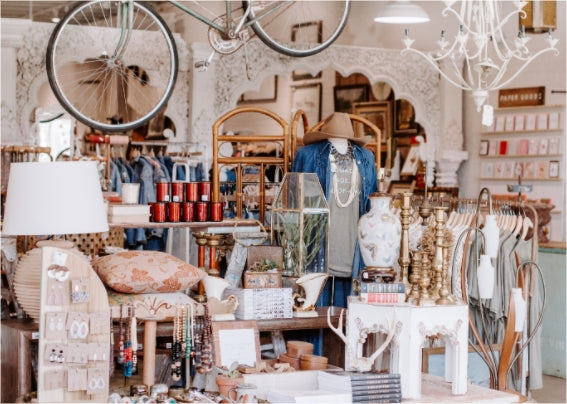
xmin=374 ymin=1 xmax=430 ymax=24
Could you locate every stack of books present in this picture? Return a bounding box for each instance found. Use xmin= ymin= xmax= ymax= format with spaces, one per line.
xmin=107 ymin=204 xmax=150 ymax=224
xmin=317 ymin=370 xmax=402 ymax=403
xmin=359 ymin=282 xmax=406 ymax=304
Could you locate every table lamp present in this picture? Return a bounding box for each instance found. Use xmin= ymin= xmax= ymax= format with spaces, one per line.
xmin=2 ymin=161 xmax=109 ymax=320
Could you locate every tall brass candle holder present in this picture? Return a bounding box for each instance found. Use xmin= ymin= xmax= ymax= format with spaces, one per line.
xmin=398 ymin=193 xmax=412 ymax=294
xmin=430 ymin=207 xmax=447 ymax=301
xmin=407 ymin=250 xmax=422 ymax=304
xmin=417 ymin=249 xmax=435 ymax=306
xmin=436 ymin=241 xmax=455 ymax=305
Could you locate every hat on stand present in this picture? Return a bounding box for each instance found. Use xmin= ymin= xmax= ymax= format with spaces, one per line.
xmin=302 ymin=112 xmax=372 ymax=146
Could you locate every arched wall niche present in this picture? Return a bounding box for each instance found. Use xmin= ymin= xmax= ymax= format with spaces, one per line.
xmin=213 ymin=39 xmax=441 ymax=151
xmin=3 ymin=20 xmax=190 ymax=144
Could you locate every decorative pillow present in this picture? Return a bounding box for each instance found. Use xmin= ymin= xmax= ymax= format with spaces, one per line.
xmin=92 ymin=251 xmax=205 ymax=294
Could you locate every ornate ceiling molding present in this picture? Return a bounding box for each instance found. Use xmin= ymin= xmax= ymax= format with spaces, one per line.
xmin=215 ymin=40 xmax=441 ymax=150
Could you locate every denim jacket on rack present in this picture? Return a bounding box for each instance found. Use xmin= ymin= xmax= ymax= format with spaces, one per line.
xmin=291 ymin=140 xmax=378 ymax=303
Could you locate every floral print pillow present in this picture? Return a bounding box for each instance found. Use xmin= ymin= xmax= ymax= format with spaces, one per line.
xmin=92 ymin=251 xmax=205 ymax=293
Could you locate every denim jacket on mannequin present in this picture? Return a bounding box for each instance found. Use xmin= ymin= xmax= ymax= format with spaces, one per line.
xmin=291 ymin=140 xmax=378 ymax=292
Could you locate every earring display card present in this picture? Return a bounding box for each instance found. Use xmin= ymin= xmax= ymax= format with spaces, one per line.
xmin=38 ymin=246 xmax=110 ymax=403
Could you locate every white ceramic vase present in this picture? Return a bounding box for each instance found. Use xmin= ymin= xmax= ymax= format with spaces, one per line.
xmin=293 ymin=272 xmax=329 ymax=312
xmin=202 ymin=275 xmax=231 ymax=300
xmin=357 ymin=194 xmax=401 ymax=268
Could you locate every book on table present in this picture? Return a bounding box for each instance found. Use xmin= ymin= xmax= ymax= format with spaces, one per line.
xmin=317 ymin=370 xmax=401 ymax=392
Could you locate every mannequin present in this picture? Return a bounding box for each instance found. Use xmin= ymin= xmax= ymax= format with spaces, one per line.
xmin=291 ymin=113 xmax=377 ymax=308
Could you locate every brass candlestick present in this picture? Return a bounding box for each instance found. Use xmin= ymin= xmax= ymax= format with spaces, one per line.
xmin=398 ymin=192 xmax=412 ymax=294
xmin=192 ymin=232 xmax=209 ymax=302
xmin=205 ymin=233 xmax=225 ymax=277
xmin=407 ymin=250 xmax=422 ymax=305
xmin=430 ymin=207 xmax=447 ymax=301
xmin=436 ymin=241 xmax=455 ymax=305
xmin=417 ymin=249 xmax=435 ymax=306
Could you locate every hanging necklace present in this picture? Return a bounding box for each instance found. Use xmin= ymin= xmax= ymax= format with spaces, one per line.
xmin=123 ymin=306 xmax=133 ymax=378
xmin=330 ymin=145 xmax=358 ymax=208
xmin=118 ymin=304 xmax=124 ymax=365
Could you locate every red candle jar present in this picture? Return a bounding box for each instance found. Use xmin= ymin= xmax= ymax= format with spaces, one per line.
xmin=171 ymin=182 xmax=184 ymax=202
xmin=182 ymin=202 xmax=195 ymax=222
xmin=195 ymin=202 xmax=209 ymax=222
xmin=150 ymin=202 xmax=167 ymax=222
xmin=156 ymin=182 xmax=170 ymax=202
xmin=210 ymin=202 xmax=223 ymax=222
xmin=168 ymin=202 xmax=181 ymax=222
xmin=199 ymin=182 xmax=211 ymax=202
xmin=185 ymin=182 xmax=199 ymax=202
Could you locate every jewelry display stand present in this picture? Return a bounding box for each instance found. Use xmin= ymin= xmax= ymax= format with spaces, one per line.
xmin=38 ymin=246 xmax=110 ymax=403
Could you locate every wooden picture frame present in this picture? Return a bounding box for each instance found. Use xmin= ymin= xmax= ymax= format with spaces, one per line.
xmin=211 ymin=320 xmax=261 ymax=368
xmin=352 ymin=101 xmax=392 ymax=145
xmin=479 ymin=139 xmax=489 ymax=156
xmin=239 ymin=76 xmax=278 ymax=103
xmin=394 ymin=98 xmax=418 ymax=135
xmin=334 ymin=84 xmax=369 ymax=113
xmin=291 ymin=83 xmax=322 ymax=127
xmin=388 ymin=180 xmax=416 ymax=195
xmin=292 ymin=21 xmax=323 ymax=81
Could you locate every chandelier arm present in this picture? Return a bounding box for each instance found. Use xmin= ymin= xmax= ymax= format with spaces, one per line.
xmin=489 ymin=48 xmax=561 ymax=91
xmin=401 ymin=49 xmax=471 ymax=91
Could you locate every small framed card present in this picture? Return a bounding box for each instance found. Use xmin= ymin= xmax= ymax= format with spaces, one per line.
xmin=525 ymin=114 xmax=537 ymax=131
xmin=518 ymin=139 xmax=529 ymax=155
xmin=513 ymin=161 xmax=524 ymax=178
xmin=548 ymin=112 xmax=560 ymax=130
xmin=479 ymin=139 xmax=489 ymax=155
xmin=482 ymin=162 xmax=494 ymax=178
xmin=549 ymin=160 xmax=560 ymax=178
xmin=504 ymin=161 xmax=515 ymax=178
xmin=494 ymin=162 xmax=504 ymax=178
xmin=548 ymin=137 xmax=560 ymax=154
xmin=538 ymin=138 xmax=549 ymax=155
xmin=494 ymin=115 xmax=506 ymax=132
xmin=499 ymin=140 xmax=508 ymax=155
xmin=524 ymin=161 xmax=535 ymax=178
xmin=536 ymin=112 xmax=548 ymax=130
xmin=528 ymin=139 xmax=539 ymax=155
xmin=488 ymin=140 xmax=499 ymax=156
xmin=536 ymin=161 xmax=548 ymax=179
xmin=504 ymin=115 xmax=515 ymax=131
xmin=514 ymin=114 xmax=525 ymax=131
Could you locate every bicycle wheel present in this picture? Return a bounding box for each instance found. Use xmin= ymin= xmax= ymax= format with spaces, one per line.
xmin=46 ymin=1 xmax=178 ymax=132
xmin=245 ymin=0 xmax=350 ymax=57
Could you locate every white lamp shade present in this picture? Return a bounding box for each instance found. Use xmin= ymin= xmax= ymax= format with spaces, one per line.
xmin=2 ymin=161 xmax=109 ymax=235
xmin=374 ymin=1 xmax=430 ymax=24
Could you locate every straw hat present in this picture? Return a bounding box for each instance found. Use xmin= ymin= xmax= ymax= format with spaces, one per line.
xmin=302 ymin=112 xmax=371 ymax=146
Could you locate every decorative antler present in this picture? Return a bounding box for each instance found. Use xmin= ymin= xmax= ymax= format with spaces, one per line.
xmin=327 ymin=307 xmax=397 ymax=372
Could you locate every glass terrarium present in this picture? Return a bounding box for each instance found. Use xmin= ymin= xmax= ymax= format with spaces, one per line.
xmin=271 ymin=172 xmax=329 ymax=277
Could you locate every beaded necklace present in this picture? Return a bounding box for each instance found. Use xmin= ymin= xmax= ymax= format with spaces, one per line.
xmin=171 ymin=305 xmax=182 ymax=381
xmin=123 ymin=306 xmax=133 ymax=378
xmin=118 ymin=304 xmax=124 ymax=365
xmin=330 ymin=144 xmax=358 ymax=208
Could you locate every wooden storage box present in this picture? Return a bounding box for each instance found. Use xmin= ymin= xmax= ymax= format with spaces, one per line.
xmin=243 ymin=271 xmax=282 ymax=289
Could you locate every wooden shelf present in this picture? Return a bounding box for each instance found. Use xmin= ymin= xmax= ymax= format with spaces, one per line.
xmin=492 ymin=104 xmax=564 ymax=111
xmin=480 ymin=177 xmax=561 ymax=182
xmin=479 ymin=154 xmax=563 ymax=158
xmin=481 ymin=128 xmax=563 ymax=135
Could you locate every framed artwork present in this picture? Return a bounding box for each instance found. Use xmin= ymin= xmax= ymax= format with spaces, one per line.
xmin=549 ymin=160 xmax=559 ymax=178
xmin=211 ymin=320 xmax=261 ymax=368
xmin=292 ymin=21 xmax=323 ymax=81
xmin=239 ymin=76 xmax=278 ymax=103
xmin=291 ymin=83 xmax=322 ymax=127
xmin=479 ymin=140 xmax=489 ymax=155
xmin=394 ymin=98 xmax=418 ymax=135
xmin=334 ymin=84 xmax=369 ymax=113
xmin=388 ymin=180 xmax=416 ymax=195
xmin=352 ymin=101 xmax=392 ymax=145
xmin=400 ymin=145 xmax=420 ymax=176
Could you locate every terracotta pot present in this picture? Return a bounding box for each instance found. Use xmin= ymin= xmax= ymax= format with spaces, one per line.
xmin=300 ymin=354 xmax=328 ymax=370
xmin=286 ymin=340 xmax=313 ymax=358
xmin=216 ymin=375 xmax=244 ymax=401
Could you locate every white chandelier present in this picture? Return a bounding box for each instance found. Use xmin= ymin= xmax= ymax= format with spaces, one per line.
xmin=401 ymin=1 xmax=559 ymax=112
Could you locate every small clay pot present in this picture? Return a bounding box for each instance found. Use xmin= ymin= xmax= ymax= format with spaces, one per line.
xmin=300 ymin=353 xmax=328 ymax=370
xmin=278 ymin=353 xmax=301 ymax=370
xmin=286 ymin=340 xmax=313 ymax=358
xmin=216 ymin=374 xmax=244 ymax=401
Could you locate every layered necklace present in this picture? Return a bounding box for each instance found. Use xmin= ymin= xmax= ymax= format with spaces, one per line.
xmin=330 ymin=143 xmax=359 ymax=208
